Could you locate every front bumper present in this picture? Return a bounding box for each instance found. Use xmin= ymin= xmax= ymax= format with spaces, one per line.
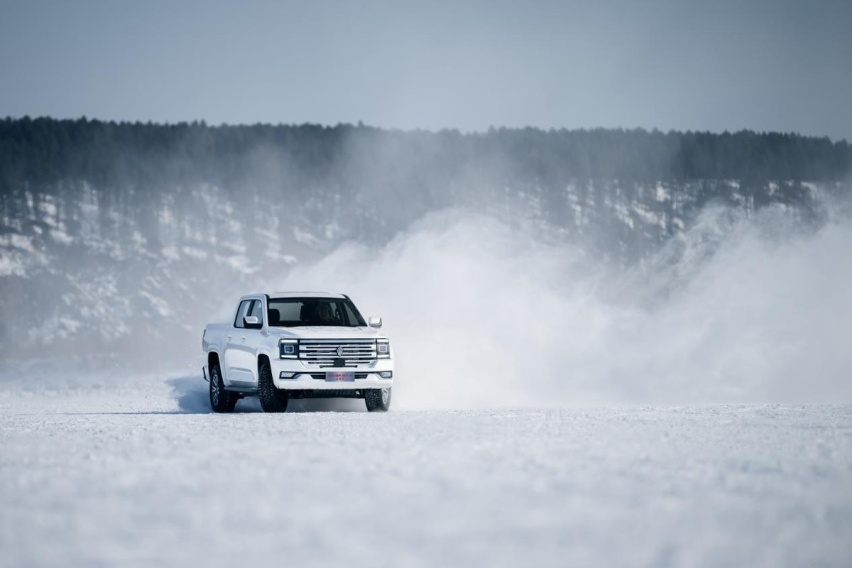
xmin=271 ymin=358 xmax=394 ymax=390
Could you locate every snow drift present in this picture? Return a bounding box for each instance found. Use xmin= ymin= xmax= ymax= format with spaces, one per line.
xmin=276 ymin=200 xmax=852 ymax=409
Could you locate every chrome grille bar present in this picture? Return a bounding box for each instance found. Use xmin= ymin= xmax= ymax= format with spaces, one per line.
xmin=299 ymin=339 xmax=377 ymax=367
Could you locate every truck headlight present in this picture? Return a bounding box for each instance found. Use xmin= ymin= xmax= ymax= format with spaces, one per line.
xmin=279 ymin=339 xmax=298 ymax=359
xmin=377 ymin=339 xmax=390 ymax=358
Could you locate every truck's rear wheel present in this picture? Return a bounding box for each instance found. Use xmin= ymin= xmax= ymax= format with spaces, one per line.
xmin=209 ymin=363 xmax=237 ymax=413
xmin=258 ymin=359 xmax=288 ymax=413
xmin=365 ymin=388 xmax=391 ymax=412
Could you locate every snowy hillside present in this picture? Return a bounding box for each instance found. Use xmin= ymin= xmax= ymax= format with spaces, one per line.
xmin=0 ymin=176 xmax=843 ymax=362
xmin=1 ymin=120 xmax=851 ymax=369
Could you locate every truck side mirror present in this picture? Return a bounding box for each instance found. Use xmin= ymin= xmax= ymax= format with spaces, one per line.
xmin=243 ymin=316 xmax=262 ymax=329
xmin=368 ymin=316 xmax=383 ymax=328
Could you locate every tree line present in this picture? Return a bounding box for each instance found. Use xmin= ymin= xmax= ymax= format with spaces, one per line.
xmin=1 ymin=116 xmax=849 ymax=252
xmin=2 ymin=117 xmax=849 ymax=193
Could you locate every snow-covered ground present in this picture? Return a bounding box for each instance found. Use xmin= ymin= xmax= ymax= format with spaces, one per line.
xmin=1 ymin=369 xmax=850 ymax=568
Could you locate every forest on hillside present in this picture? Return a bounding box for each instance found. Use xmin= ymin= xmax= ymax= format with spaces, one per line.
xmin=1 ymin=117 xmax=850 ymax=359
xmin=3 ymin=117 xmax=850 ymax=191
xmin=2 ymin=117 xmax=850 ymax=247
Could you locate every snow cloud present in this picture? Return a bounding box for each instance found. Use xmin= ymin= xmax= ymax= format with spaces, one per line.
xmin=278 ymin=202 xmax=852 ymax=409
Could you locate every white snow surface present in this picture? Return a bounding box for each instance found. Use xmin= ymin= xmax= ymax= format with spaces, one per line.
xmin=1 ymin=369 xmax=850 ymax=568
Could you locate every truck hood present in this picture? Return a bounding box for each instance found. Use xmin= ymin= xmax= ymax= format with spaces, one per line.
xmin=270 ymin=326 xmax=385 ymax=340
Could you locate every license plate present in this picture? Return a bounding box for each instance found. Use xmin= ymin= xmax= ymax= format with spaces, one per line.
xmin=326 ymin=371 xmax=355 ymax=382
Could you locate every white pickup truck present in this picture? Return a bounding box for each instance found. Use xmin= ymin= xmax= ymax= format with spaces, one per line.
xmin=202 ymin=292 xmax=393 ymax=413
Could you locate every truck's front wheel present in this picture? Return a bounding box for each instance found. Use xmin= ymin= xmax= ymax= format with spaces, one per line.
xmin=365 ymin=388 xmax=391 ymax=412
xmin=258 ymin=360 xmax=288 ymax=413
xmin=209 ymin=363 xmax=237 ymax=413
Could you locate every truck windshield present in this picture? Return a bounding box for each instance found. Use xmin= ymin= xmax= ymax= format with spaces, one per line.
xmin=266 ymin=297 xmax=367 ymax=327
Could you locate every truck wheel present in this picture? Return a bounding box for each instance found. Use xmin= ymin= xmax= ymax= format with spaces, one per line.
xmin=365 ymin=388 xmax=391 ymax=412
xmin=258 ymin=359 xmax=288 ymax=413
xmin=209 ymin=363 xmax=237 ymax=413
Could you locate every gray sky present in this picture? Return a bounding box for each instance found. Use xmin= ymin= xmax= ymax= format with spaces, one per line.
xmin=2 ymin=0 xmax=851 ymax=140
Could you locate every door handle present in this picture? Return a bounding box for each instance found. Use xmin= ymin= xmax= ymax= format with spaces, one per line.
xmin=241 ymin=337 xmax=246 ymax=343
xmin=227 ymin=336 xmax=232 ymax=341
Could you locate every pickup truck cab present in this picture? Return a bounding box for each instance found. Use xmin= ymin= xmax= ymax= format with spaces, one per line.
xmin=202 ymin=292 xmax=393 ymax=413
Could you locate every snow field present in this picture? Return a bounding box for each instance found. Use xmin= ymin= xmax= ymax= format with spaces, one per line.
xmin=1 ymin=374 xmax=850 ymax=567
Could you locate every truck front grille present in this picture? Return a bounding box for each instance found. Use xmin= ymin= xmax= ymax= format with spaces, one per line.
xmin=299 ymin=339 xmax=377 ymax=368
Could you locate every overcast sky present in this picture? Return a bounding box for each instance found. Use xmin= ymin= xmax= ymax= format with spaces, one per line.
xmin=2 ymin=0 xmax=851 ymax=140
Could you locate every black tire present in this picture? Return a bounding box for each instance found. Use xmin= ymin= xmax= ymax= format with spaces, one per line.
xmin=365 ymin=388 xmax=391 ymax=412
xmin=258 ymin=359 xmax=288 ymax=413
xmin=209 ymin=363 xmax=237 ymax=413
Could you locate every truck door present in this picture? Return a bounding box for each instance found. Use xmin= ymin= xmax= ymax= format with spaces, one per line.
xmin=242 ymin=298 xmax=266 ymax=383
xmin=224 ymin=299 xmax=255 ymax=386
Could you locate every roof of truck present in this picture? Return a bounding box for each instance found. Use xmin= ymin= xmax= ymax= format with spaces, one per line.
xmin=243 ymin=291 xmax=347 ymax=300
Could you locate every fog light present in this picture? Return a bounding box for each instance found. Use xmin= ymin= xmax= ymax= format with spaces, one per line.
xmin=280 ymin=372 xmax=296 ymax=379
xmin=379 ymin=371 xmax=393 ymax=379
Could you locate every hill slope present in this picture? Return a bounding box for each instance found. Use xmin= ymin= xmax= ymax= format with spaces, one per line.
xmin=1 ymin=119 xmax=850 ymax=360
